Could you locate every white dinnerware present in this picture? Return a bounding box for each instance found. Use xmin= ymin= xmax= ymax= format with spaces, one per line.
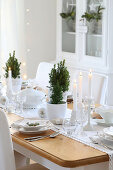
xmin=103 ymin=127 xmax=113 ymax=137
xmin=19 ymin=127 xmax=49 ymax=134
xmin=95 ymin=119 xmax=113 ymax=126
xmin=19 ymin=88 xmax=45 ymax=108
xmin=98 ymin=132 xmax=113 ymax=143
xmin=96 ymin=105 xmax=113 ymax=123
xmin=11 ymin=119 xmax=48 ymax=131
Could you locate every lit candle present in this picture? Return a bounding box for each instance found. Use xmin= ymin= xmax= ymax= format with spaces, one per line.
xmin=88 ymin=69 xmax=92 ymax=98
xmin=8 ymin=67 xmax=13 ymax=92
xmin=8 ymin=67 xmax=12 ymax=79
xmin=73 ymin=80 xmax=77 ymax=111
xmin=79 ymin=72 xmax=83 ymax=103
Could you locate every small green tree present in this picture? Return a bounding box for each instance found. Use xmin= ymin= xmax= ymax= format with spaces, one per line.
xmin=4 ymin=51 xmax=21 ymax=79
xmin=49 ymin=60 xmax=70 ymax=104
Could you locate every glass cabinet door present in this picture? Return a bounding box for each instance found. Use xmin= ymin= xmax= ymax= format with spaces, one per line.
xmin=85 ymin=0 xmax=104 ymax=58
xmin=61 ymin=0 xmax=76 ymax=53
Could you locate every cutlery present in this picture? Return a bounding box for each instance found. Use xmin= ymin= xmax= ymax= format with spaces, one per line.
xmin=89 ymin=137 xmax=113 ymax=151
xmin=24 ymin=132 xmax=59 ymax=141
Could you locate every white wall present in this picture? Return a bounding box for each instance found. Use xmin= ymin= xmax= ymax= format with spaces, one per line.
xmin=24 ymin=0 xmax=57 ymax=78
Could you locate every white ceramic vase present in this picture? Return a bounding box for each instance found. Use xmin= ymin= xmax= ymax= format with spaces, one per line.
xmin=6 ymin=78 xmax=22 ymax=93
xmin=12 ymin=78 xmax=22 ymax=93
xmin=47 ymin=102 xmax=67 ymax=121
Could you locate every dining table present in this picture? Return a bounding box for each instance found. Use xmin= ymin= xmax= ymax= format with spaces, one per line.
xmin=7 ymin=103 xmax=109 ymax=170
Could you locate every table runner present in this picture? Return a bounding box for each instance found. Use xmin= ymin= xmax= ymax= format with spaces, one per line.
xmin=14 ymin=109 xmax=113 ymax=170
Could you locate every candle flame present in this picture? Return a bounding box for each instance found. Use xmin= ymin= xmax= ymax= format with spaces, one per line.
xmin=74 ymin=80 xmax=76 ymax=83
xmin=23 ymin=74 xmax=27 ymax=80
xmin=22 ymin=62 xmax=26 ymax=66
xmin=79 ymin=72 xmax=82 ymax=77
xmin=89 ymin=69 xmax=92 ymax=75
xmin=8 ymin=67 xmax=11 ymax=71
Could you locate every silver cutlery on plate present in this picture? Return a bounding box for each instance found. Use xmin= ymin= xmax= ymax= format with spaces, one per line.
xmin=24 ymin=132 xmax=59 ymax=142
xmin=89 ymin=137 xmax=113 ymax=151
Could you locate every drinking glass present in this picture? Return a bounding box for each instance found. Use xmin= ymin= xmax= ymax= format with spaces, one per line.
xmin=63 ymin=118 xmax=78 ymax=136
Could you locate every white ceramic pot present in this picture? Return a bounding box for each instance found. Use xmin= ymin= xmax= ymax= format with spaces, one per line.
xmin=6 ymin=78 xmax=22 ymax=93
xmin=47 ymin=102 xmax=67 ymax=121
xmin=12 ymin=78 xmax=22 ymax=93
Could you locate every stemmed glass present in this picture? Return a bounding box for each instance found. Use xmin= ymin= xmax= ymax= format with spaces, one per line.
xmin=83 ymin=97 xmax=95 ymax=131
xmin=16 ymin=95 xmax=26 ymax=114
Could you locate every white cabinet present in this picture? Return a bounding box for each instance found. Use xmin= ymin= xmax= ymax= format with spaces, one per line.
xmin=57 ymin=0 xmax=110 ymax=73
xmin=56 ymin=0 xmax=113 ymax=105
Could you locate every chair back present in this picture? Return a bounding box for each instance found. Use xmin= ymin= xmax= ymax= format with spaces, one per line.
xmin=69 ymin=69 xmax=108 ymax=104
xmin=36 ymin=62 xmax=54 ymax=89
xmin=0 ymin=109 xmax=16 ymax=170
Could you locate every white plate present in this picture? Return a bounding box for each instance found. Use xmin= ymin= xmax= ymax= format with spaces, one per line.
xmin=98 ymin=132 xmax=113 ymax=142
xmin=95 ymin=119 xmax=113 ymax=126
xmin=103 ymin=127 xmax=113 ymax=137
xmin=11 ymin=119 xmax=49 ymax=130
xmin=19 ymin=127 xmax=49 ymax=134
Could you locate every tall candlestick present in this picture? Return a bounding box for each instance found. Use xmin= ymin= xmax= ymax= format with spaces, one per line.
xmin=73 ymin=80 xmax=77 ymax=111
xmin=79 ymin=72 xmax=83 ymax=103
xmin=88 ymin=69 xmax=92 ymax=98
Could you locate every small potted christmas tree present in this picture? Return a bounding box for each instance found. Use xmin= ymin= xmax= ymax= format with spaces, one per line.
xmin=4 ymin=51 xmax=22 ymax=92
xmin=47 ymin=60 xmax=70 ymax=121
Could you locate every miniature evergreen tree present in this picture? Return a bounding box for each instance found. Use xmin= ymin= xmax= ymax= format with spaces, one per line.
xmin=4 ymin=51 xmax=21 ymax=79
xmin=49 ymin=60 xmax=70 ymax=104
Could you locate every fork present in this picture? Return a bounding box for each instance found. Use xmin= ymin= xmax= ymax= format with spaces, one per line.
xmin=24 ymin=132 xmax=59 ymax=141
xmin=89 ymin=137 xmax=113 ymax=151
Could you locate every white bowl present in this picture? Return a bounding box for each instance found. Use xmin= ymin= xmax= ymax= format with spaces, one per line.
xmin=96 ymin=105 xmax=113 ymax=123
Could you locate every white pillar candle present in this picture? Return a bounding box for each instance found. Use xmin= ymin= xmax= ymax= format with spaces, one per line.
xmin=73 ymin=80 xmax=77 ymax=111
xmin=8 ymin=67 xmax=12 ymax=79
xmin=88 ymin=69 xmax=92 ymax=98
xmin=8 ymin=67 xmax=13 ymax=92
xmin=79 ymin=72 xmax=83 ymax=103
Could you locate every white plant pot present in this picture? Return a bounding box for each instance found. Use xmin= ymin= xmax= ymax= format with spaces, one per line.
xmin=47 ymin=102 xmax=67 ymax=121
xmin=6 ymin=78 xmax=22 ymax=93
xmin=12 ymin=78 xmax=22 ymax=93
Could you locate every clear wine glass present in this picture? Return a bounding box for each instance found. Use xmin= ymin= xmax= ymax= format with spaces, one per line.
xmin=16 ymin=95 xmax=26 ymax=114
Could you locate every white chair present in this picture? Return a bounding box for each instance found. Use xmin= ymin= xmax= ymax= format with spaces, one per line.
xmin=69 ymin=69 xmax=108 ymax=105
xmin=35 ymin=62 xmax=54 ymax=89
xmin=0 ymin=109 xmax=47 ymax=170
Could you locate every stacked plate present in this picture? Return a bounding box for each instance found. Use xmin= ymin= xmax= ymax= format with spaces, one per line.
xmin=99 ymin=127 xmax=113 ymax=143
xmin=11 ymin=119 xmax=49 ymax=134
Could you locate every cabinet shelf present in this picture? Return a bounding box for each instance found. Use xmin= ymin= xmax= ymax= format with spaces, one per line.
xmin=68 ymin=3 xmax=76 ymax=6
xmin=87 ymin=34 xmax=103 ymax=38
xmin=66 ymin=32 xmax=76 ymax=35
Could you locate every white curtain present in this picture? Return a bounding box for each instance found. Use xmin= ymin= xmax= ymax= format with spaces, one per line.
xmin=0 ymin=0 xmax=27 ymax=76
